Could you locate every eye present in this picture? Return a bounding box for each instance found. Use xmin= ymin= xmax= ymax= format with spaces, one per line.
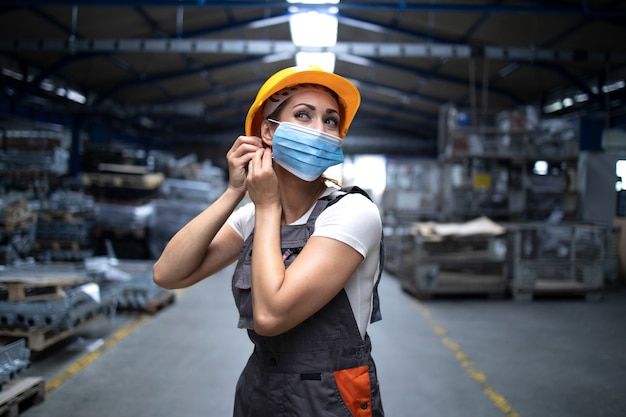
xmin=294 ymin=111 xmax=311 ymax=121
xmin=324 ymin=116 xmax=339 ymax=128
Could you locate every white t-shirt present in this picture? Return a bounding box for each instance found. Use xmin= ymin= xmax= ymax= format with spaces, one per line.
xmin=226 ymin=187 xmax=382 ymax=339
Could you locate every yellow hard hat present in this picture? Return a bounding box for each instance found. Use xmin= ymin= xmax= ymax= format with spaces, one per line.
xmin=245 ymin=65 xmax=361 ymax=138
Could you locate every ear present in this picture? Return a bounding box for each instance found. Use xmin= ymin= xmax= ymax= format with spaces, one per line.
xmin=260 ymin=119 xmax=274 ymax=147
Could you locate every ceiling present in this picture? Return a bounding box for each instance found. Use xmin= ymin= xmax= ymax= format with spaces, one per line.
xmin=1 ymin=1 xmax=626 ymax=158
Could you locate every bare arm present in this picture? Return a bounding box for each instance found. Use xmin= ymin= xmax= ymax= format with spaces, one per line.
xmin=152 ymin=135 xmax=261 ymax=289
xmin=252 ymin=233 xmax=363 ymax=337
xmin=152 ymin=188 xmax=245 ymax=289
xmin=246 ymin=148 xmax=365 ymax=337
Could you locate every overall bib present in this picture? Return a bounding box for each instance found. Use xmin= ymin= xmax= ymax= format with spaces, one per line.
xmin=231 ymin=187 xmax=384 ymax=417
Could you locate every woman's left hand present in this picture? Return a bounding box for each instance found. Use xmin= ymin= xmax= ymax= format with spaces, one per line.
xmin=247 ymin=148 xmax=280 ymax=207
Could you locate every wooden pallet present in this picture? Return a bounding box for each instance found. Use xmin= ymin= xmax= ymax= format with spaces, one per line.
xmin=81 ymin=172 xmax=164 ymax=190
xmin=0 ymin=214 xmax=37 ymax=234
xmin=0 ymin=377 xmax=45 ymax=416
xmin=0 ymin=314 xmax=102 ymax=352
xmin=144 ymin=291 xmax=176 ymax=314
xmin=33 ymin=240 xmax=83 ymax=252
xmin=39 ymin=211 xmax=94 ymax=223
xmin=0 ymin=200 xmax=31 ymax=227
xmin=0 ymin=272 xmax=88 ymax=302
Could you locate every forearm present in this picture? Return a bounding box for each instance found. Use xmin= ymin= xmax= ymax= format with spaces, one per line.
xmin=250 ymin=203 xmax=285 ymax=326
xmin=153 ymin=186 xmax=245 ymax=288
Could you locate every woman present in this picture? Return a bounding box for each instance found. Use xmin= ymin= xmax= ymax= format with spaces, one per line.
xmin=153 ymin=65 xmax=384 ymax=416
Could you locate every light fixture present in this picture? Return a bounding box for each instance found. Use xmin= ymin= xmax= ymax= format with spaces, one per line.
xmin=602 ymin=79 xmax=625 ymax=93
xmin=533 ymin=160 xmax=549 ymax=175
xmin=289 ymin=11 xmax=338 ymax=47
xmin=616 ymin=160 xmax=626 ymax=191
xmin=543 ymin=101 xmax=563 ymax=113
xmin=574 ymin=93 xmax=589 ymax=103
xmin=296 ymin=52 xmax=336 ymax=72
xmin=287 ymin=0 xmax=339 ymax=4
xmin=67 ymin=89 xmax=86 ymax=104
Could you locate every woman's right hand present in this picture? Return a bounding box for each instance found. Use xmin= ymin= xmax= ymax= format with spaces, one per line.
xmin=226 ymin=135 xmax=263 ymax=194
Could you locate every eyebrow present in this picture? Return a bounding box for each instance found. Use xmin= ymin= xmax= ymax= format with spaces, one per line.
xmin=292 ymin=103 xmax=339 ymax=116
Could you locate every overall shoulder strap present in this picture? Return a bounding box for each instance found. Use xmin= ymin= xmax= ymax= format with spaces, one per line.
xmin=321 ymin=186 xmax=384 ymax=323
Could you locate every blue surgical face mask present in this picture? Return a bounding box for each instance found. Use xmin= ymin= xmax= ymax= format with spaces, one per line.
xmin=268 ymin=119 xmax=344 ymax=182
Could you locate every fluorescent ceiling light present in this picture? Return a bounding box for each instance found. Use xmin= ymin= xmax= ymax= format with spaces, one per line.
xmin=1 ymin=68 xmax=23 ymax=81
xmin=574 ymin=93 xmax=589 ymax=103
xmin=288 ymin=0 xmax=339 ymax=4
xmin=40 ymin=79 xmax=54 ymax=92
xmin=616 ymin=160 xmax=626 ymax=178
xmin=616 ymin=160 xmax=626 ymax=191
xmin=67 ymin=89 xmax=86 ymax=104
xmin=290 ymin=12 xmax=337 ymax=47
xmin=602 ymin=80 xmax=625 ymax=93
xmin=296 ymin=52 xmax=335 ymax=72
xmin=543 ymin=101 xmax=563 ymax=113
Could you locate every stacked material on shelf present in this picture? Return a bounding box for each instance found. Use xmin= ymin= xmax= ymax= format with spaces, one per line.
xmin=85 ymin=257 xmax=174 ymax=313
xmin=0 ymin=194 xmax=37 ymax=266
xmin=81 ymin=146 xmax=164 ymax=204
xmin=147 ymin=199 xmax=206 ymax=259
xmin=160 ymin=177 xmax=225 ymax=204
xmin=0 ymin=262 xmax=123 ymax=352
xmin=32 ymin=191 xmax=96 ymax=262
xmin=149 ymin=161 xmax=226 ymax=259
xmin=0 ymin=262 xmax=123 ymax=331
xmin=93 ymin=202 xmax=154 ymax=239
xmin=90 ymin=201 xmax=155 ymax=259
xmin=0 ymin=133 xmax=68 ymax=178
xmin=82 ymin=171 xmax=164 ymax=202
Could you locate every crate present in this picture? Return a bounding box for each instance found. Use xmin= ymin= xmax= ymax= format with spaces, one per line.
xmin=508 ymin=223 xmax=609 ymax=300
xmin=390 ymin=218 xmax=509 ymax=299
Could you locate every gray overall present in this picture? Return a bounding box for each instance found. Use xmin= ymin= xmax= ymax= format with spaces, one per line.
xmin=231 ymin=187 xmax=384 ymax=417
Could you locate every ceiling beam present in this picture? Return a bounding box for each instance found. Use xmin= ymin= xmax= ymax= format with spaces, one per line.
xmin=4 ymin=2 xmax=626 ymax=18
xmin=1 ymin=39 xmax=624 ymax=63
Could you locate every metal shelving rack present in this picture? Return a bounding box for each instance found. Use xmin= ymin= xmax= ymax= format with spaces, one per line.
xmin=437 ymin=104 xmax=580 ymax=222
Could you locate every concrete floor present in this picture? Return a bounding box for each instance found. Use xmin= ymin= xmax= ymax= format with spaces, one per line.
xmin=16 ymin=262 xmax=626 ymax=417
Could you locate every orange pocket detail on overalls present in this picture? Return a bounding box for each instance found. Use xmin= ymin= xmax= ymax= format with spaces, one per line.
xmin=333 ymin=365 xmax=372 ymax=417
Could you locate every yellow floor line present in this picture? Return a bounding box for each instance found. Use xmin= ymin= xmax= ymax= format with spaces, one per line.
xmin=413 ymin=299 xmax=521 ymax=417
xmin=45 ymin=288 xmax=187 ymax=394
xmin=45 ymin=314 xmax=151 ymax=394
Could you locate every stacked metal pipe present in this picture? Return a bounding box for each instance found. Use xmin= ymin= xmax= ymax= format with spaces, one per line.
xmin=0 ymin=339 xmax=31 ymax=384
xmin=0 ymin=281 xmax=123 ymax=330
xmin=84 ymin=257 xmax=170 ymax=311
